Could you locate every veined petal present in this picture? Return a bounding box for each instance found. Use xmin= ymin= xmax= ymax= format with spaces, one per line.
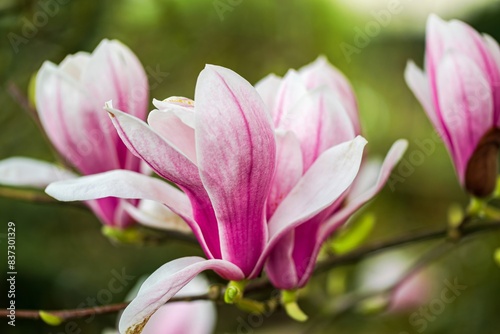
xmin=299 ymin=56 xmax=360 ymax=133
xmin=295 ymin=139 xmax=407 ymax=287
xmin=119 ymin=257 xmax=244 ymax=334
xmin=273 ymin=70 xmax=308 ymax=128
xmin=254 ymin=136 xmax=367 ymax=277
xmin=267 ymin=131 xmax=303 ymax=219
xmin=0 ymin=157 xmax=76 ymax=187
xmin=148 ymin=110 xmax=197 ymax=164
xmin=45 ymin=170 xmax=192 ymax=219
xmin=405 ymin=61 xmax=459 ymax=170
xmin=107 ymin=105 xmax=222 ymax=258
xmin=436 ymin=53 xmax=493 ymax=183
xmin=285 ymin=88 xmax=356 ymax=170
xmin=45 ymin=170 xmax=211 ymax=255
xmin=318 ymin=140 xmax=407 ymax=248
xmin=195 ymin=65 xmax=276 ymax=276
xmin=264 ymin=232 xmax=298 ymax=290
xmin=36 ymin=62 xmax=120 ymax=174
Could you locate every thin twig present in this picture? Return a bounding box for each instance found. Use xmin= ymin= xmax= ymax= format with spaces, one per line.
xmin=3 ymin=220 xmax=500 ymax=322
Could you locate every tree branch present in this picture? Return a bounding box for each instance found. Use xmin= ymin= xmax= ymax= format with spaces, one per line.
xmin=3 ymin=220 xmax=500 ymax=322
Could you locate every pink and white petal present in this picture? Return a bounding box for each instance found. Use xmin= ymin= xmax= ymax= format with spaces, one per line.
xmin=0 ymin=157 xmax=76 ymax=188
xmin=267 ymin=131 xmax=303 ymax=219
xmin=273 ymin=70 xmax=308 ymax=128
xmin=45 ymin=170 xmax=192 ymax=220
xmin=141 ymin=275 xmax=216 ymax=334
xmin=293 ymin=140 xmax=407 ymax=287
xmin=267 ymin=136 xmax=367 ymax=240
xmin=255 ymin=73 xmax=282 ymax=113
xmin=253 ymin=136 xmax=367 ymax=277
xmin=436 ymin=54 xmax=494 ymax=183
xmin=319 ymin=139 xmax=408 ymax=240
xmin=119 ymin=257 xmax=244 ymax=334
xmin=59 ymin=52 xmax=90 ymax=80
xmin=82 ymin=39 xmax=148 ymax=121
xmin=405 ymin=61 xmax=458 ymax=167
xmin=106 ymin=105 xmax=201 ymax=189
xmin=36 ymin=62 xmax=117 ymax=174
xmin=148 ymin=110 xmax=197 ymax=164
xmin=286 ymin=88 xmax=356 ymax=170
xmin=124 ymin=200 xmax=192 ymax=233
xmin=195 ymin=65 xmax=276 ymax=276
xmin=45 ymin=170 xmax=215 ymax=253
xmin=264 ymin=231 xmax=298 ymax=290
xmin=152 ymin=97 xmax=195 ymax=128
xmin=347 ymin=159 xmax=382 ymax=202
xmin=80 ymin=40 xmax=148 ymax=172
xmin=107 ymin=105 xmax=222 ymax=259
xmin=299 ymin=56 xmax=360 ymax=133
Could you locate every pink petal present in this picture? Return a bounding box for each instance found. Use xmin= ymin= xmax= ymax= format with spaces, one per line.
xmin=195 ymin=65 xmax=276 ymax=276
xmin=45 ymin=170 xmax=211 ymax=255
xmin=0 ymin=157 xmax=76 ymax=187
xmin=153 ymin=97 xmax=195 ymax=128
xmin=285 ymin=88 xmax=356 ymax=171
xmin=267 ymin=131 xmax=303 ymax=219
xmin=106 ymin=105 xmax=222 ymax=258
xmin=436 ymin=54 xmax=493 ymax=183
xmin=36 ymin=62 xmax=118 ymax=174
xmin=255 ymin=73 xmax=282 ymax=114
xmin=273 ymin=70 xmax=308 ymax=128
xmin=119 ymin=257 xmax=244 ymax=334
xmin=294 ymin=139 xmax=407 ymax=287
xmin=264 ymin=232 xmax=298 ymax=289
xmin=123 ymin=200 xmax=192 ymax=233
xmin=405 ymin=60 xmax=458 ymax=178
xmin=253 ymin=136 xmax=367 ymax=277
xmin=148 ymin=109 xmax=197 ymax=164
xmin=320 ymin=139 xmax=407 ymax=237
xmin=299 ymin=56 xmax=360 ymax=133
xmin=141 ymin=275 xmax=216 ymax=334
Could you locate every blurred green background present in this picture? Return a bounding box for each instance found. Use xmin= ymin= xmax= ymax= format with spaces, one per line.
xmin=1 ymin=0 xmax=500 ymax=333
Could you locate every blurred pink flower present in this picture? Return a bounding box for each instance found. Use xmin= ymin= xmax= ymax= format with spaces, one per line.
xmin=259 ymin=57 xmax=407 ymax=290
xmin=46 ymin=64 xmax=368 ymax=333
xmin=0 ymin=40 xmax=181 ymax=229
xmin=356 ymin=253 xmax=434 ymax=313
xmin=405 ymin=14 xmax=500 ymax=197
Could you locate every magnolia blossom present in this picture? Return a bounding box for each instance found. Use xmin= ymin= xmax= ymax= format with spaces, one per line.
xmin=355 ymin=253 xmax=433 ymax=312
xmin=405 ymin=14 xmax=500 ymax=197
xmin=47 ymin=64 xmax=369 ymax=333
xmin=258 ymin=58 xmax=407 ymax=290
xmin=0 ymin=40 xmax=179 ymax=229
xmin=104 ymin=275 xmax=215 ymax=334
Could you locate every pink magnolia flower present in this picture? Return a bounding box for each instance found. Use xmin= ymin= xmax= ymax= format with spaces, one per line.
xmin=257 ymin=58 xmax=407 ymax=290
xmin=0 ymin=40 xmax=177 ymax=229
xmin=355 ymin=253 xmax=434 ymax=313
xmin=46 ymin=64 xmax=368 ymax=333
xmin=405 ymin=14 xmax=500 ymax=197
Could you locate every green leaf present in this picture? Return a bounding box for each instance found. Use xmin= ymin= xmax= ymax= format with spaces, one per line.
xmin=331 ymin=213 xmax=375 ymax=255
xmin=28 ymin=72 xmax=37 ymax=109
xmin=101 ymin=226 xmax=143 ymax=244
xmin=356 ymin=295 xmax=389 ymax=315
xmin=39 ymin=311 xmax=63 ymax=326
xmin=494 ymin=248 xmax=500 ymax=267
